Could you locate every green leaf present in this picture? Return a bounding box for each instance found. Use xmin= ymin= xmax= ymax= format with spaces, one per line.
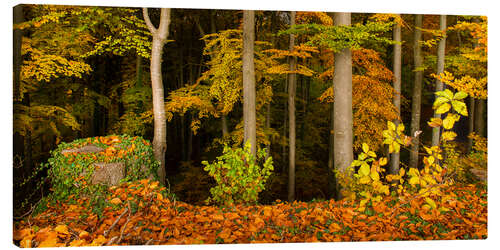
xmin=437 ymin=89 xmax=454 ymax=99
xmin=451 ymin=100 xmax=468 ymax=116
xmin=359 ymin=163 xmax=370 ymax=176
xmin=453 ymin=91 xmax=468 ymax=100
xmin=435 ymin=103 xmax=451 ymax=114
xmin=433 ymin=97 xmax=449 ymax=109
xmin=351 ymin=160 xmax=362 ymax=167
xmin=362 ymin=143 xmax=369 ymax=153
xmin=359 ymin=153 xmax=367 ymax=161
xmin=367 ymin=151 xmax=377 ymax=158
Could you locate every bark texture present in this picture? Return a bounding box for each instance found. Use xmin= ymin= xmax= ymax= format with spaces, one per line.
xmin=333 ymin=12 xmax=353 ymax=200
xmin=432 ymin=15 xmax=447 ymax=147
xmin=390 ymin=15 xmax=402 ymax=175
xmin=409 ymin=14 xmax=423 ymax=169
xmin=243 ymin=10 xmax=257 ymax=156
xmin=143 ymin=8 xmax=172 ymax=185
xmin=288 ymin=11 xmax=297 ymax=202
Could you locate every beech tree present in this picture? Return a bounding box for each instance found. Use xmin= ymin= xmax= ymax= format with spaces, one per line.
xmin=288 ymin=11 xmax=297 ymax=202
xmin=333 ymin=12 xmax=353 ymax=199
xmin=143 ymin=8 xmax=172 ymax=185
xmin=431 ymin=15 xmax=447 ymax=147
xmin=390 ymin=14 xmax=401 ymax=175
xmin=243 ymin=10 xmax=257 ymax=156
xmin=409 ymin=14 xmax=423 ymax=168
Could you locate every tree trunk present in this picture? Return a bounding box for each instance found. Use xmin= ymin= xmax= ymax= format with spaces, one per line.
xmin=327 ymin=102 xmax=336 ymax=199
xmin=143 ymin=8 xmax=172 ymax=185
xmin=466 ymin=97 xmax=475 ymax=153
xmin=265 ymin=102 xmax=271 ymax=159
xmin=475 ymin=99 xmax=486 ymax=137
xmin=287 ymin=11 xmax=297 ymax=202
xmin=222 ymin=115 xmax=229 ymax=137
xmin=333 ymin=12 xmax=353 ymax=200
xmin=390 ymin=14 xmax=402 ymax=175
xmin=432 ymin=15 xmax=447 ymax=147
xmin=136 ymin=54 xmax=143 ymax=87
xmin=409 ymin=14 xmax=423 ymax=169
xmin=243 ymin=10 xmax=257 ymax=156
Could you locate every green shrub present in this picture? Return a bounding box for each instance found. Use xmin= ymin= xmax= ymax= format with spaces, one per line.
xmin=202 ymin=142 xmax=273 ymax=206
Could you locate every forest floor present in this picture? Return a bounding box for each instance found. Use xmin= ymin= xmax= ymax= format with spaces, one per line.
xmin=13 ymin=179 xmax=487 ymax=247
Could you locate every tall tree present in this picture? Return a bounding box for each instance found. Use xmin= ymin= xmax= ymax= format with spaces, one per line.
xmin=390 ymin=14 xmax=402 ymax=175
xmin=333 ymin=12 xmax=353 ymax=199
xmin=431 ymin=15 xmax=447 ymax=146
xmin=409 ymin=14 xmax=423 ymax=168
xmin=287 ymin=11 xmax=297 ymax=202
xmin=143 ymin=8 xmax=172 ymax=185
xmin=475 ymin=99 xmax=486 ymax=137
xmin=243 ymin=10 xmax=257 ymax=156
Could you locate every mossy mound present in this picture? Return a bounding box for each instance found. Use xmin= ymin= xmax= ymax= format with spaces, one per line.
xmin=47 ymin=135 xmax=159 ymax=200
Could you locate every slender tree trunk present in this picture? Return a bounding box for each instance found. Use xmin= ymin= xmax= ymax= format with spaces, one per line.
xmin=136 ymin=54 xmax=143 ymax=87
xmin=432 ymin=15 xmax=447 ymax=147
xmin=333 ymin=13 xmax=353 ymax=200
xmin=466 ymin=97 xmax=476 ymax=153
xmin=390 ymin=14 xmax=402 ymax=175
xmin=409 ymin=14 xmax=423 ymax=169
xmin=327 ymin=102 xmax=336 ymax=199
xmin=265 ymin=102 xmax=271 ymax=159
xmin=282 ymin=79 xmax=288 ymax=168
xmin=222 ymin=115 xmax=229 ymax=137
xmin=143 ymin=8 xmax=171 ymax=185
xmin=300 ymin=76 xmax=310 ymax=141
xmin=287 ymin=11 xmax=297 ymax=202
xmin=243 ymin=10 xmax=257 ymax=156
xmin=475 ymin=99 xmax=486 ymax=137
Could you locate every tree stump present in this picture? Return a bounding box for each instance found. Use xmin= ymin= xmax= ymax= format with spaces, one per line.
xmin=61 ymin=143 xmax=151 ymax=186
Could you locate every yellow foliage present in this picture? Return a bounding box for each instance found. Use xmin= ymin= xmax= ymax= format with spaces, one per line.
xmin=433 ymin=71 xmax=487 ymax=99
xmin=296 ymin=12 xmax=333 ymax=26
xmin=318 ymin=48 xmax=397 ymax=151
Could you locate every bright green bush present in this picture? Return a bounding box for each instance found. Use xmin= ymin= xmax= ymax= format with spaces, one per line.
xmin=202 ymin=142 xmax=273 ymax=206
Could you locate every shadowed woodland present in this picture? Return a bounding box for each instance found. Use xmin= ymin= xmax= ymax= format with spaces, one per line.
xmin=13 ymin=5 xmax=487 ymax=246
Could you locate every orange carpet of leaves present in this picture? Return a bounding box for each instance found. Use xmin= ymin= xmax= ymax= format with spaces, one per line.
xmin=13 ymin=179 xmax=487 ymax=247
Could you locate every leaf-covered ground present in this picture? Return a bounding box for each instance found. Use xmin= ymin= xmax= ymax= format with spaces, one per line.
xmin=13 ymin=179 xmax=487 ymax=247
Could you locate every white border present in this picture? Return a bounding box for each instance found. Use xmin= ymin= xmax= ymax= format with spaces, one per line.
xmin=2 ymin=1 xmax=497 ymax=250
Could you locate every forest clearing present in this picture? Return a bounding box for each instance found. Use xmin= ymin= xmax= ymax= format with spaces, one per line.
xmin=12 ymin=3 xmax=487 ymax=247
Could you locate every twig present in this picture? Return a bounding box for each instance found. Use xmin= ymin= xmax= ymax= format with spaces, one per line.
xmin=14 ymin=199 xmax=42 ymax=220
xmin=116 ymin=201 xmax=133 ymax=245
xmin=106 ymin=236 xmax=119 ymax=246
xmin=389 ymin=182 xmax=444 ymax=219
xmin=104 ymin=206 xmax=129 ymax=237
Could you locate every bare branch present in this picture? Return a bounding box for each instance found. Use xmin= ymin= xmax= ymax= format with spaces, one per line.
xmin=194 ymin=16 xmax=206 ymax=37
xmin=103 ymin=207 xmax=129 ymax=237
xmin=142 ymin=7 xmax=157 ymax=36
